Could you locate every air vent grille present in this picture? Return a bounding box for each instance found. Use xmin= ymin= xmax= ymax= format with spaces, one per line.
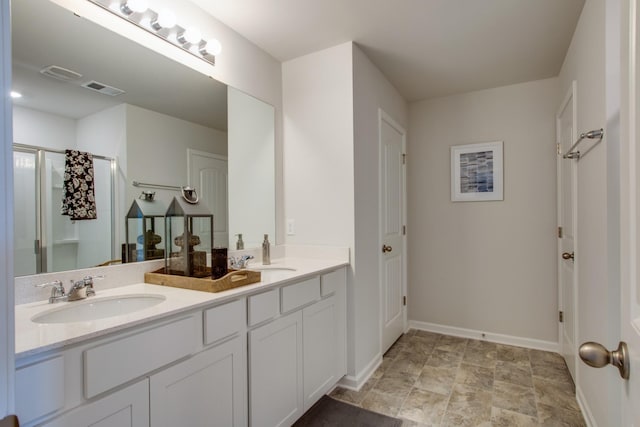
xmin=81 ymin=80 xmax=125 ymax=96
xmin=39 ymin=65 xmax=82 ymax=81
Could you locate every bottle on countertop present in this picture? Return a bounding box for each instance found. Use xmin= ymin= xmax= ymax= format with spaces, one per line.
xmin=236 ymin=234 xmax=244 ymax=250
xmin=262 ymin=234 xmax=271 ymax=265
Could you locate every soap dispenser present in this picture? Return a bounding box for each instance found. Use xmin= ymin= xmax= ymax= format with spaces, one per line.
xmin=262 ymin=234 xmax=271 ymax=265
xmin=236 ymin=234 xmax=244 ymax=250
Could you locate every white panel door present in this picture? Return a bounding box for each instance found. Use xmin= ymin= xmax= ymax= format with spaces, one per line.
xmin=620 ymin=0 xmax=640 ymax=423
xmin=379 ymin=110 xmax=406 ymax=353
xmin=556 ymin=82 xmax=578 ymax=381
xmin=188 ymin=149 xmax=228 ymax=249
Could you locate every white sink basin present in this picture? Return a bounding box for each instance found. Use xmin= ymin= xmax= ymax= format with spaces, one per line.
xmin=249 ymin=266 xmax=297 ymax=282
xmin=31 ymin=294 xmax=166 ymax=324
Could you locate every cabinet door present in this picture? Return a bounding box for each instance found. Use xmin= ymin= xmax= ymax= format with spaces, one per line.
xmin=249 ymin=311 xmax=303 ymax=427
xmin=302 ymin=295 xmax=338 ymax=411
xmin=41 ymin=379 xmax=148 ymax=427
xmin=150 ymin=335 xmax=247 ymax=427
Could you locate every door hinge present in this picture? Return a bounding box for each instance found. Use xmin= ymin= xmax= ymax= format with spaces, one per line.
xmin=558 ymin=226 xmax=563 ymax=238
xmin=402 ymin=225 xmax=406 ymax=235
xmin=556 ymin=143 xmax=561 ymax=155
xmin=402 ymin=153 xmax=406 ymax=165
xmin=559 ymin=311 xmax=564 ymax=323
xmin=403 ymin=296 xmax=407 ymax=306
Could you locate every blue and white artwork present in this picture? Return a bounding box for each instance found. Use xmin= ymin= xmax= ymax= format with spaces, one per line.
xmin=451 ymin=141 xmax=503 ymax=202
xmin=459 ymin=150 xmax=494 ymax=193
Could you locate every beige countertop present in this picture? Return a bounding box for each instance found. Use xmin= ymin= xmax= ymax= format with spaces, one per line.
xmin=15 ymin=258 xmax=348 ymax=359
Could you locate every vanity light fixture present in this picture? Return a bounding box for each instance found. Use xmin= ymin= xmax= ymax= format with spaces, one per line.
xmin=120 ymin=0 xmax=148 ymax=15
xmin=177 ymin=26 xmax=202 ymax=46
xmin=201 ymin=38 xmax=222 ymax=56
xmin=87 ymin=0 xmax=220 ymax=66
xmin=150 ymin=8 xmax=176 ymax=30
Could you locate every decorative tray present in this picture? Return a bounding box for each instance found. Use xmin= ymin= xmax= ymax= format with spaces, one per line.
xmin=144 ymin=267 xmax=262 ymax=293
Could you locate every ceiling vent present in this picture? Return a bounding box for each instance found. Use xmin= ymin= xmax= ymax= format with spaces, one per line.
xmin=81 ymin=80 xmax=126 ymax=96
xmin=39 ymin=65 xmax=82 ymax=81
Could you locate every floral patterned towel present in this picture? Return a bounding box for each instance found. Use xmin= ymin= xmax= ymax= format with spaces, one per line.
xmin=61 ymin=149 xmax=97 ymax=220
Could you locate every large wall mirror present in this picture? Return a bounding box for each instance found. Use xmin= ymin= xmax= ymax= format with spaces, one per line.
xmin=11 ymin=0 xmax=275 ymax=277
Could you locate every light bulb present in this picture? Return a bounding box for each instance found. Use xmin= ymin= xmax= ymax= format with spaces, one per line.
xmin=121 ymin=0 xmax=148 ymax=15
xmin=10 ymin=91 xmax=22 ymax=99
xmin=156 ymin=9 xmax=176 ymax=28
xmin=181 ymin=26 xmax=202 ymax=45
xmin=201 ymin=38 xmax=222 ymax=56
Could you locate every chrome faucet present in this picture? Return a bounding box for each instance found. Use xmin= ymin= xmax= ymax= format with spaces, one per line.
xmin=229 ymin=255 xmax=254 ymax=269
xmin=36 ymin=280 xmax=67 ymax=304
xmin=68 ymin=275 xmax=103 ymax=301
xmin=36 ymin=275 xmax=103 ymax=303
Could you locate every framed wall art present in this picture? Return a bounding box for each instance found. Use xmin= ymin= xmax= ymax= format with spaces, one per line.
xmin=451 ymin=141 xmax=503 ymax=202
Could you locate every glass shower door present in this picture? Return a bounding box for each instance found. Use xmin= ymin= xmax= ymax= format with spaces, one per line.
xmin=13 ymin=147 xmax=115 ymax=275
xmin=13 ymin=150 xmax=38 ymax=276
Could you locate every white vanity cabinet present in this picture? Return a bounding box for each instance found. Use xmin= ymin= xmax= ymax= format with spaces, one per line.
xmin=248 ymin=268 xmax=347 ymax=427
xmin=15 ymin=264 xmax=347 ymax=427
xmin=40 ymin=379 xmax=149 ymax=427
xmin=150 ymin=335 xmax=246 ymax=427
xmin=150 ymin=299 xmax=247 ymax=427
xmin=249 ymin=311 xmax=304 ymax=427
xmin=16 ymin=299 xmax=248 ymax=427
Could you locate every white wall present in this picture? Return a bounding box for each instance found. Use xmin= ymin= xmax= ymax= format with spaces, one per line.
xmin=352 ymin=45 xmax=408 ymax=376
xmin=13 ymin=106 xmax=75 ymax=149
xmin=557 ymin=0 xmax=620 ymax=424
xmin=408 ymin=78 xmax=559 ymax=346
xmin=77 ymin=104 xmax=126 ymax=264
xmin=283 ymin=43 xmax=354 ymax=248
xmin=283 ymin=42 xmax=409 ymax=384
xmin=126 ymin=103 xmax=227 ymax=208
xmin=283 ymin=42 xmax=357 ymax=374
xmin=228 ymin=87 xmax=275 ymax=248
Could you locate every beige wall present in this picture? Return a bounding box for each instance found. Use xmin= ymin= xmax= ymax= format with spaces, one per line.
xmin=407 ymin=77 xmax=559 ymax=345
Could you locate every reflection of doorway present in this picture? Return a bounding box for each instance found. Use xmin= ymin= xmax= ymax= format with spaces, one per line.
xmin=187 ymin=149 xmax=228 ymax=248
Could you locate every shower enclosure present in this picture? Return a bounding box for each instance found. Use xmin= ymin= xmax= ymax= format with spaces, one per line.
xmin=13 ymin=145 xmax=116 ymax=276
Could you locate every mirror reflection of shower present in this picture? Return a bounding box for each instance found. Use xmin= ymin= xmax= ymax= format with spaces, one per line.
xmin=13 ymin=145 xmax=115 ymax=276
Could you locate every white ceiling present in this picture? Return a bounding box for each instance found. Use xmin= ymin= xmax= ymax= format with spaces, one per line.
xmin=191 ymin=0 xmax=585 ymax=101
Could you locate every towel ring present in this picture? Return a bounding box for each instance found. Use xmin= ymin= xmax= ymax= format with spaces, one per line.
xmin=181 ymin=186 xmax=199 ymax=204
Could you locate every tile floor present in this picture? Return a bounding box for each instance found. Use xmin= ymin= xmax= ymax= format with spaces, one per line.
xmin=330 ymin=329 xmax=586 ymax=426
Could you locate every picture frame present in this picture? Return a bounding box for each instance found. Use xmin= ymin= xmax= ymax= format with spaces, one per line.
xmin=451 ymin=141 xmax=503 ymax=202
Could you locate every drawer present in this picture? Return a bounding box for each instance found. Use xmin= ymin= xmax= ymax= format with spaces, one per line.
xmin=16 ymin=355 xmax=65 ymax=424
xmin=248 ymin=288 xmax=280 ymax=327
xmin=321 ymin=269 xmax=345 ymax=297
xmin=281 ymin=277 xmax=320 ymax=313
xmin=84 ymin=314 xmax=199 ymax=398
xmin=204 ymin=299 xmax=245 ymax=345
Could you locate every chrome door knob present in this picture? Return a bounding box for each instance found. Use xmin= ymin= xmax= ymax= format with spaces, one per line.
xmin=579 ymin=341 xmax=630 ymax=379
xmin=562 ymin=252 xmax=574 ymax=260
xmin=382 ymin=244 xmax=393 ymax=253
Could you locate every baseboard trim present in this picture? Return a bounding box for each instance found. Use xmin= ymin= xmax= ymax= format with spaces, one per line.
xmin=337 ymin=352 xmax=382 ymax=391
xmin=409 ymin=320 xmax=559 ymax=353
xmin=576 ymin=385 xmax=596 ymax=427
